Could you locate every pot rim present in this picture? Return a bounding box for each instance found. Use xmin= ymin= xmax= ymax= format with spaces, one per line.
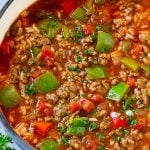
xmin=0 ymin=0 xmax=37 ymax=44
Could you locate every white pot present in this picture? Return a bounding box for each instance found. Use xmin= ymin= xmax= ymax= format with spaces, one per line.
xmin=0 ymin=0 xmax=37 ymax=44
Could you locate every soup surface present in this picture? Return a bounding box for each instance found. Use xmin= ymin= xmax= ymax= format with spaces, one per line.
xmin=0 ymin=0 xmax=150 ymax=149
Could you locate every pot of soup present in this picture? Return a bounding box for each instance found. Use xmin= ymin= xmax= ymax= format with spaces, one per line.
xmin=0 ymin=0 xmax=150 ymax=150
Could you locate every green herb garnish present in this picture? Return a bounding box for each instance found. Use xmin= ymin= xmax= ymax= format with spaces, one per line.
xmin=84 ymin=49 xmax=92 ymax=55
xmin=98 ymin=132 xmax=105 ymax=140
xmin=72 ymin=26 xmax=85 ymax=43
xmin=91 ymin=32 xmax=97 ymax=41
xmin=115 ymin=136 xmax=122 ymax=143
xmin=89 ymin=122 xmax=98 ymax=131
xmin=128 ymin=118 xmax=137 ymax=126
xmin=123 ymin=97 xmax=132 ymax=110
xmin=76 ymin=54 xmax=82 ymax=63
xmin=0 ymin=133 xmax=15 ymax=150
xmin=61 ymin=136 xmax=69 ymax=145
xmin=119 ymin=128 xmax=129 ymax=136
xmin=25 ymin=83 xmax=38 ymax=95
xmin=98 ymin=144 xmax=104 ymax=150
xmin=136 ymin=100 xmax=142 ymax=105
xmin=66 ymin=66 xmax=80 ymax=73
xmin=58 ymin=127 xmax=65 ymax=133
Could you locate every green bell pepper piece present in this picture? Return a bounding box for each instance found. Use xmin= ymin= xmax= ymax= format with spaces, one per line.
xmin=70 ymin=7 xmax=87 ymax=22
xmin=85 ymin=66 xmax=106 ymax=80
xmin=66 ymin=117 xmax=88 ymax=136
xmin=31 ymin=47 xmax=41 ymax=59
xmin=62 ymin=26 xmax=70 ymax=40
xmin=141 ymin=64 xmax=150 ymax=75
xmin=66 ymin=126 xmax=86 ymax=136
xmin=70 ymin=117 xmax=88 ymax=127
xmin=96 ymin=31 xmax=114 ymax=52
xmin=107 ymin=82 xmax=129 ymax=102
xmin=38 ymin=139 xmax=59 ymax=150
xmin=0 ymin=84 xmax=21 ymax=108
xmin=84 ymin=0 xmax=94 ymax=14
xmin=121 ymin=57 xmax=140 ymax=71
xmin=34 ymin=71 xmax=60 ymax=93
xmin=38 ymin=18 xmax=61 ymax=38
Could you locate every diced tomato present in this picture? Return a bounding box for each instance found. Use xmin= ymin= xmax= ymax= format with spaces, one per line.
xmin=0 ymin=37 xmax=15 ymax=55
xmin=91 ymin=93 xmax=105 ymax=105
xmin=34 ymin=121 xmax=52 ymax=136
xmin=31 ymin=70 xmax=42 ymax=78
xmin=130 ymin=44 xmax=141 ymax=59
xmin=37 ymin=99 xmax=47 ymax=113
xmin=110 ymin=112 xmax=128 ymax=129
xmin=80 ymin=99 xmax=95 ymax=113
xmin=41 ymin=47 xmax=53 ymax=60
xmin=83 ymin=23 xmax=95 ymax=35
xmin=61 ymin=0 xmax=77 ymax=16
xmin=108 ymin=64 xmax=120 ymax=76
xmin=21 ymin=16 xmax=29 ymax=28
xmin=0 ymin=55 xmax=9 ymax=73
xmin=136 ymin=117 xmax=146 ymax=129
xmin=69 ymin=101 xmax=80 ymax=113
xmin=37 ymin=99 xmax=54 ymax=116
xmin=127 ymin=76 xmax=136 ymax=88
xmin=84 ymin=134 xmax=99 ymax=150
xmin=41 ymin=47 xmax=54 ymax=68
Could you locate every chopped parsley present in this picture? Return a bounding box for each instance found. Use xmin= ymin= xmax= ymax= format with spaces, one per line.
xmin=115 ymin=136 xmax=122 ymax=143
xmin=84 ymin=49 xmax=92 ymax=55
xmin=61 ymin=136 xmax=69 ymax=145
xmin=119 ymin=128 xmax=129 ymax=136
xmin=136 ymin=100 xmax=143 ymax=105
xmin=98 ymin=132 xmax=105 ymax=140
xmin=123 ymin=97 xmax=132 ymax=110
xmin=72 ymin=26 xmax=85 ymax=43
xmin=25 ymin=83 xmax=38 ymax=95
xmin=89 ymin=122 xmax=98 ymax=131
xmin=58 ymin=127 xmax=65 ymax=133
xmin=66 ymin=66 xmax=80 ymax=73
xmin=91 ymin=32 xmax=97 ymax=41
xmin=128 ymin=118 xmax=137 ymax=126
xmin=28 ymin=59 xmax=35 ymax=66
xmin=98 ymin=144 xmax=104 ymax=150
xmin=0 ymin=133 xmax=15 ymax=150
xmin=76 ymin=54 xmax=82 ymax=63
